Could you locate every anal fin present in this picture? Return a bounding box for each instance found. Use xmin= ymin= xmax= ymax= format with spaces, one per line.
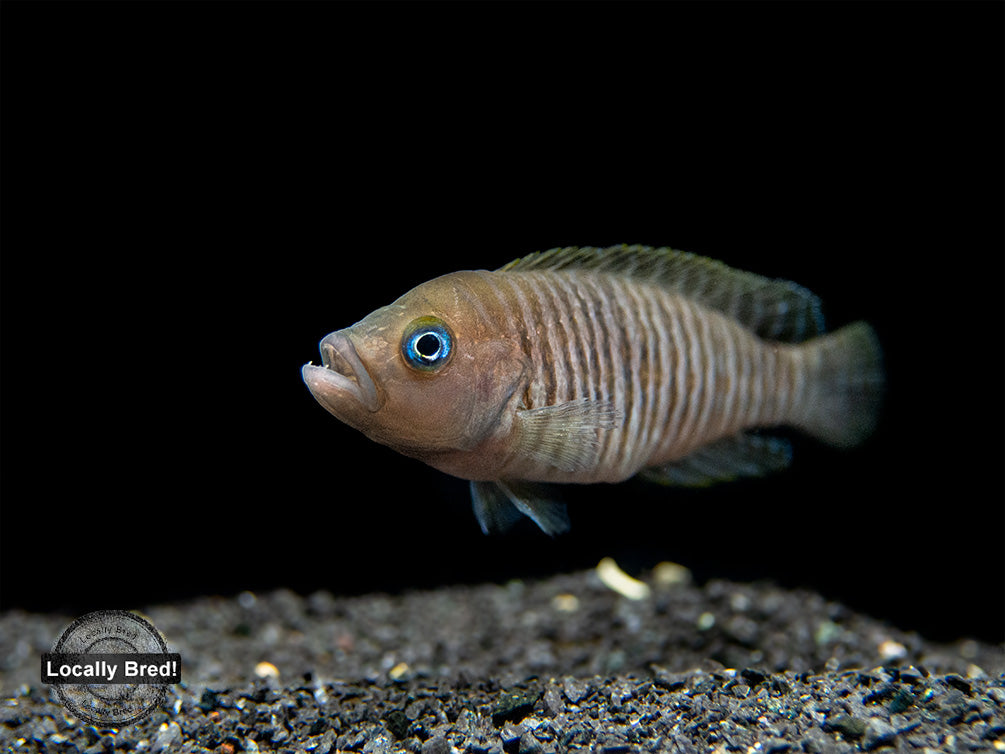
xmin=640 ymin=434 xmax=792 ymax=487
xmin=470 ymin=480 xmax=570 ymax=536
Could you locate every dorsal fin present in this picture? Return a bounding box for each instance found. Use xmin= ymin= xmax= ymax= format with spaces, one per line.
xmin=498 ymin=244 xmax=824 ymax=342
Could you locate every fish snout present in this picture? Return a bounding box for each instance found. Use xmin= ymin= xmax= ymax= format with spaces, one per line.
xmin=302 ymin=330 xmax=381 ymax=413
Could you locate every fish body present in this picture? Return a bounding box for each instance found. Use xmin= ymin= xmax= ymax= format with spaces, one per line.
xmin=303 ymin=245 xmax=883 ymax=535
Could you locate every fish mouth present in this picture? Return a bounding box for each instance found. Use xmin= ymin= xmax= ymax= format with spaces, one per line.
xmin=301 ymin=331 xmax=381 ymax=413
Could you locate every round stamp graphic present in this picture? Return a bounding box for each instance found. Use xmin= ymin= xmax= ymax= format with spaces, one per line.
xmin=42 ymin=610 xmax=181 ymax=726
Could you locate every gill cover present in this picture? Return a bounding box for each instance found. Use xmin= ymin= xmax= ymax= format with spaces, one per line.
xmin=304 ymin=271 xmax=528 ymax=462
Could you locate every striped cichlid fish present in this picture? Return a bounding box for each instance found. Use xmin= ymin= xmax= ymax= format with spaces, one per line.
xmin=303 ymin=245 xmax=883 ymax=535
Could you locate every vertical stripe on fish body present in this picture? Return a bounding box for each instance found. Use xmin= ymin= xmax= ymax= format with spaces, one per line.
xmin=303 ymin=245 xmax=884 ymax=536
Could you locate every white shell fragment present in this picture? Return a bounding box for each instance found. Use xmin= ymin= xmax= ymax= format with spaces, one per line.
xmin=254 ymin=661 xmax=279 ymax=680
xmin=596 ymin=557 xmax=651 ymax=600
xmin=878 ymin=639 xmax=908 ymax=662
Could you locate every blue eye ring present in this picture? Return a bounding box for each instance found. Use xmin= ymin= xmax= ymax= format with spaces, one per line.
xmin=402 ymin=316 xmax=454 ymax=372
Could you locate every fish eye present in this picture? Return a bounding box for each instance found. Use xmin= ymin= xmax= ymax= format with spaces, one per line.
xmin=402 ymin=316 xmax=454 ymax=372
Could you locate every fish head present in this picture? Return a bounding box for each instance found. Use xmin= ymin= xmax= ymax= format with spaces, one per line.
xmin=302 ymin=271 xmax=526 ymax=460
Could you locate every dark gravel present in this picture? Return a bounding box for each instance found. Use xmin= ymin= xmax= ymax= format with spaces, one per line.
xmin=1 ymin=566 xmax=1002 ymax=752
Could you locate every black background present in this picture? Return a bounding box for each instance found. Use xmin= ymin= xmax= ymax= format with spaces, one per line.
xmin=2 ymin=2 xmax=1002 ymax=644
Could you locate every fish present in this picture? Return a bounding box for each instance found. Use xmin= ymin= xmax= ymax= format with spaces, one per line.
xmin=302 ymin=245 xmax=883 ymax=536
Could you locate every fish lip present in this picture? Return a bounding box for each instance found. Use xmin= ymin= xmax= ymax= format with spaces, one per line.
xmin=301 ymin=331 xmax=381 ymax=413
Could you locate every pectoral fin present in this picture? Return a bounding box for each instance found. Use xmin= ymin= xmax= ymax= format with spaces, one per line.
xmin=470 ymin=480 xmax=570 ymax=536
xmin=640 ymin=434 xmax=792 ymax=487
xmin=513 ymin=398 xmax=623 ymax=473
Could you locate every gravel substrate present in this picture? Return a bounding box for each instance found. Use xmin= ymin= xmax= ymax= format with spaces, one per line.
xmin=1 ymin=566 xmax=1002 ymax=752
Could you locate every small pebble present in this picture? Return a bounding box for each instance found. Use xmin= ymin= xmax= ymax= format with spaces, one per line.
xmin=151 ymin=721 xmax=182 ymax=753
xmin=542 ymin=684 xmax=565 ymax=717
xmin=863 ymin=718 xmax=897 ymax=750
xmin=652 ymin=561 xmax=692 ymax=587
xmin=389 ymin=662 xmax=410 ymax=680
xmin=562 ymin=677 xmax=590 ymax=704
xmin=815 ymin=620 xmax=842 ymax=646
xmin=825 ymin=714 xmax=866 ymax=739
xmin=421 ymin=735 xmax=451 ymax=754
xmin=551 ymin=593 xmax=580 ymax=612
xmin=493 ymin=687 xmax=540 ymax=726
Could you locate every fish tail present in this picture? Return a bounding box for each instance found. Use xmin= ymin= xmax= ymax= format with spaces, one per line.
xmin=796 ymin=322 xmax=884 ymax=448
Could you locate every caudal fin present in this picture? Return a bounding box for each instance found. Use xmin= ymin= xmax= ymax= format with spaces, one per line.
xmin=797 ymin=322 xmax=884 ymax=448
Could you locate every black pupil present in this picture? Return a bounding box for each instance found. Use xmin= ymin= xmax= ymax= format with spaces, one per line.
xmin=415 ymin=332 xmax=441 ymax=359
